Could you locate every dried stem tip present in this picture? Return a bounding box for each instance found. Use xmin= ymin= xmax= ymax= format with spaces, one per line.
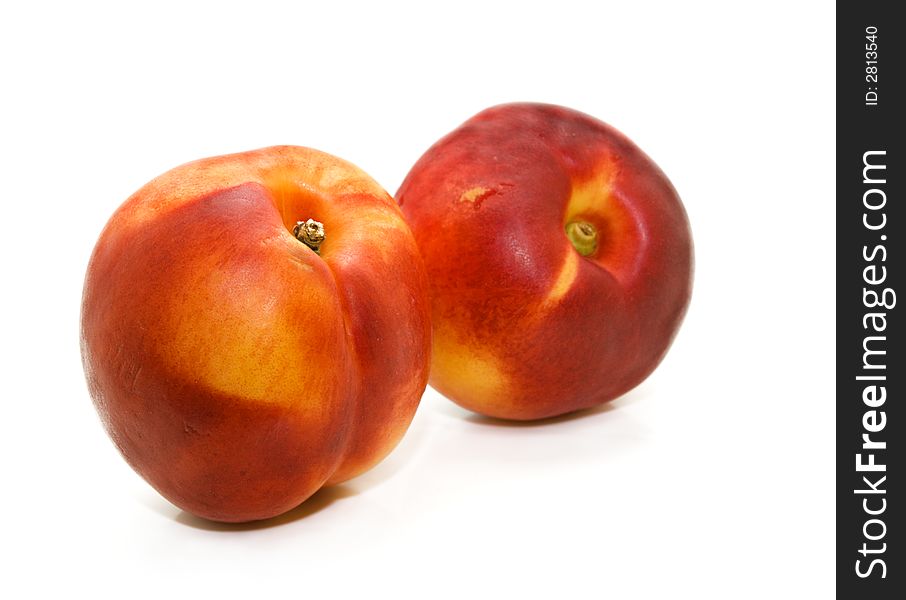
xmin=293 ymin=219 xmax=325 ymax=254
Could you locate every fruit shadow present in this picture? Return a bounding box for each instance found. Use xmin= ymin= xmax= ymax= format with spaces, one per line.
xmin=173 ymin=484 xmax=358 ymax=531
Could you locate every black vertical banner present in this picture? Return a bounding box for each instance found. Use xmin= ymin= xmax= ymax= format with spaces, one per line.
xmin=838 ymin=3 xmax=903 ymax=597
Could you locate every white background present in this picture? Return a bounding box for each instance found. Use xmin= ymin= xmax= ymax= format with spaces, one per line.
xmin=1 ymin=1 xmax=834 ymax=598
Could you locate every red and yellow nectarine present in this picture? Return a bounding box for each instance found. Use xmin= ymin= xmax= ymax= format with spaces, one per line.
xmin=81 ymin=146 xmax=431 ymax=522
xmin=397 ymin=103 xmax=693 ymax=420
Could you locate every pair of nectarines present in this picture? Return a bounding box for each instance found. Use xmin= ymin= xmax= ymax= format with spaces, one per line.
xmin=81 ymin=103 xmax=693 ymax=522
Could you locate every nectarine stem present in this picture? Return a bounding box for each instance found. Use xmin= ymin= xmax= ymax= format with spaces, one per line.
xmin=293 ymin=219 xmax=325 ymax=255
xmin=566 ymin=221 xmax=598 ymax=257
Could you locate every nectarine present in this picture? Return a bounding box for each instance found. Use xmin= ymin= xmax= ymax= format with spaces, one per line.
xmin=81 ymin=146 xmax=431 ymax=522
xmin=397 ymin=103 xmax=693 ymax=420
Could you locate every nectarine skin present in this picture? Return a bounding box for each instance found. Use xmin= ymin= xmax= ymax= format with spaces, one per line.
xmin=81 ymin=146 xmax=431 ymax=522
xmin=397 ymin=103 xmax=692 ymax=420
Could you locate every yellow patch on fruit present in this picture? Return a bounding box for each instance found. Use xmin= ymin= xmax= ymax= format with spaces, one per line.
xmin=565 ymin=165 xmax=617 ymax=220
xmin=166 ymin=280 xmax=341 ymax=406
xmin=542 ymin=250 xmax=579 ymax=308
xmin=459 ymin=186 xmax=489 ymax=203
xmin=432 ymin=331 xmax=507 ymax=410
xmin=152 ymin=237 xmax=348 ymax=409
